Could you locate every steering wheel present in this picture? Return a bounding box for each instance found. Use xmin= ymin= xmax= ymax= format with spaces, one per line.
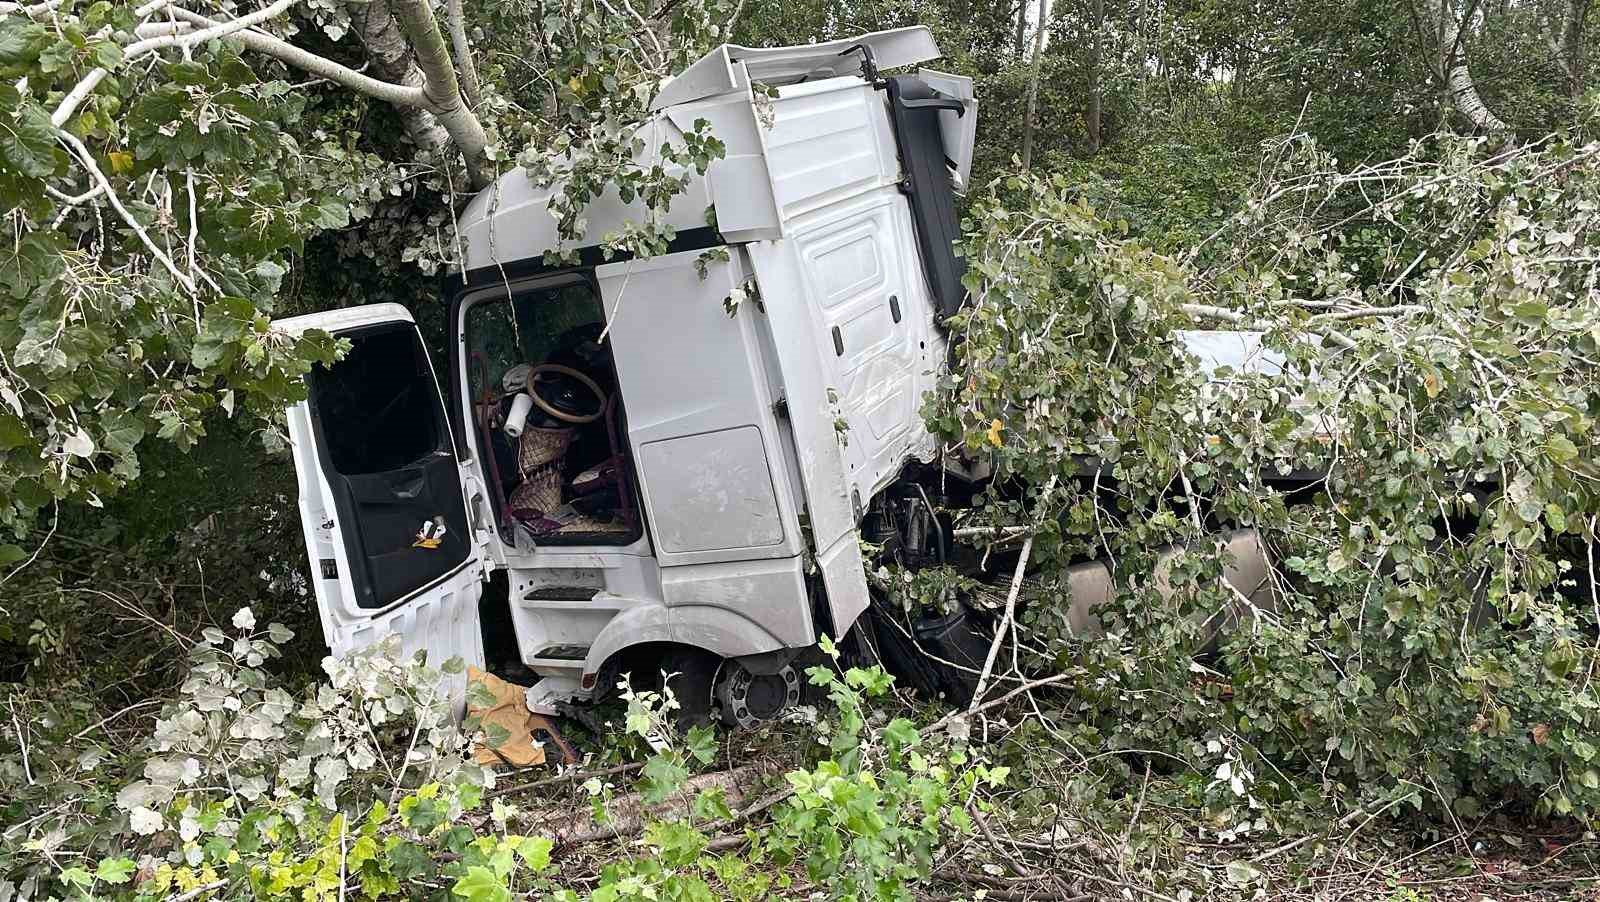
xmin=526 ymin=363 xmax=606 ymax=424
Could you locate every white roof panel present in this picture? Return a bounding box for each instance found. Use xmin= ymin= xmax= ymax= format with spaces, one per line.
xmin=649 ymin=26 xmax=940 ymax=111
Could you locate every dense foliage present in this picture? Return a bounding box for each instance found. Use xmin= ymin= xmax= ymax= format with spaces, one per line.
xmin=4 ymin=616 xmax=998 ymax=902
xmin=4 ymin=0 xmax=1600 ymax=898
xmin=933 ymin=125 xmax=1600 ymax=826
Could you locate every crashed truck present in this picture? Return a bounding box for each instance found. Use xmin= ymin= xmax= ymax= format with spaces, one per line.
xmin=274 ymin=27 xmax=1279 ymax=727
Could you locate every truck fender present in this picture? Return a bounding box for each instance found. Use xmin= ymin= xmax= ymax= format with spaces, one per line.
xmin=580 ymin=603 xmax=790 ymax=691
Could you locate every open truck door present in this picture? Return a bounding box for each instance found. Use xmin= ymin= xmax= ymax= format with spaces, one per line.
xmin=277 ymin=303 xmax=486 ymax=689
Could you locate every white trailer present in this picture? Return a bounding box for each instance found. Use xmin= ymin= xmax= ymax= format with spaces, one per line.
xmin=276 ymin=28 xmax=982 ymax=724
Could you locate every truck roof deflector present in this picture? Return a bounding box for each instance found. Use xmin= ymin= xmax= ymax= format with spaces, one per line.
xmin=649 ymin=26 xmax=941 ymax=112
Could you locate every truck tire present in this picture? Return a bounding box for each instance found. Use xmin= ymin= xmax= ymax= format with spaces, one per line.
xmin=660 ymin=646 xmax=720 ymax=732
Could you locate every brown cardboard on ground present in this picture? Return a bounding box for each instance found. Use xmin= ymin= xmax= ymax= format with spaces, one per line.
xmin=467 ymin=667 xmax=547 ymax=768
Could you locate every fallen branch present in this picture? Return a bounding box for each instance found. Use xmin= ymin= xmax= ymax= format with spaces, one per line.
xmin=935 ymin=866 xmax=1089 ymax=901
xmin=0 ymin=0 xmax=64 ymax=16
xmin=1305 ymin=304 xmax=1425 ymax=323
xmin=1180 ymin=302 xmax=1360 ymax=351
xmin=967 ymin=534 xmax=1033 ymax=712
xmin=975 ymin=809 xmax=1040 ymax=879
xmin=162 ymin=6 xmax=427 ymax=107
xmin=924 ymin=672 xmax=1075 ymax=737
xmin=951 ymin=525 xmax=1029 ymax=541
xmin=485 ymin=761 xmax=643 ymax=800
xmin=52 ymin=0 xmax=302 ymax=128
xmin=444 ymin=0 xmax=482 ymax=108
xmin=8 ymin=705 xmax=33 ymax=786
xmin=56 ymin=130 xmax=197 ymax=295
xmin=532 ymin=762 xmax=778 ymax=846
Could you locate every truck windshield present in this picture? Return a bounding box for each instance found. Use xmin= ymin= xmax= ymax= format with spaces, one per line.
xmin=466 ymin=280 xmax=604 ymax=398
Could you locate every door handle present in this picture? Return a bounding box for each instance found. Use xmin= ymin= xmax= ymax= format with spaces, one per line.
xmin=832 ymin=326 xmax=844 ymax=356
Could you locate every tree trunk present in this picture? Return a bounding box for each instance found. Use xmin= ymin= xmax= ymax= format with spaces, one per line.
xmin=155 ymin=1 xmax=490 ymax=190
xmin=1434 ymin=0 xmax=1509 ymax=133
xmin=1020 ymin=0 xmax=1049 ymax=170
xmin=1558 ymin=0 xmax=1589 ymax=100
xmin=347 ymin=0 xmax=453 ymax=156
xmin=445 ymin=0 xmax=484 ymax=110
xmin=1013 ymin=0 xmax=1027 ymax=56
xmin=387 ymin=0 xmax=493 ymax=188
xmin=1085 ymin=0 xmax=1104 ymax=155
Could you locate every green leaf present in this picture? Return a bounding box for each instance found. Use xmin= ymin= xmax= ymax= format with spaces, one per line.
xmin=386 ymin=840 xmax=431 ymax=879
xmin=512 ymin=835 xmax=552 ymax=874
xmin=1225 ymin=860 xmax=1262 ymax=885
xmin=1545 ymin=434 xmax=1578 ymax=463
xmin=94 ymin=857 xmax=137 ymax=885
xmin=883 ymin=718 xmax=919 ymax=752
xmin=451 ymin=865 xmax=511 ymax=902
xmin=58 ymin=867 xmax=94 ymax=888
xmin=0 ymin=231 xmax=67 ymax=298
xmin=639 ymin=753 xmax=689 ymax=805
xmin=482 ymin=722 xmax=511 ymax=749
xmin=817 ymin=633 xmax=838 ymax=659
xmin=466 ymin=679 xmax=497 ymax=709
xmin=0 ymin=19 xmax=46 ymax=64
xmin=0 ymin=102 xmax=60 ymax=179
xmin=691 ymin=786 xmax=733 ymax=821
xmin=99 ymin=409 xmax=147 ymax=456
xmin=684 ymin=724 xmax=717 ymax=764
xmin=0 ymin=412 xmax=31 ymax=450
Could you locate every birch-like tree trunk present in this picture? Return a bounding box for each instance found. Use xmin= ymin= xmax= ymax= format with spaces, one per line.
xmin=1084 ymin=0 xmax=1104 ymax=155
xmin=1546 ymin=0 xmax=1591 ymax=99
xmin=142 ymin=0 xmax=495 ymax=189
xmin=348 ymin=0 xmax=454 ymax=157
xmin=387 ymin=0 xmax=493 ymax=188
xmin=1020 ymin=0 xmax=1048 ymax=170
xmin=1432 ymin=0 xmax=1510 ymax=133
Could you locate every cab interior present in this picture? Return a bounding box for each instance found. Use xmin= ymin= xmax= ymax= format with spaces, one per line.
xmin=463 ymin=277 xmax=642 ymax=547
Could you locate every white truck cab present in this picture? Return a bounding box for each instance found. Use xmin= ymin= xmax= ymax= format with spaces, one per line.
xmin=275 ymin=28 xmax=980 ymax=723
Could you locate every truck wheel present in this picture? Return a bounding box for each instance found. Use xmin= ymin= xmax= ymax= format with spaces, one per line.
xmin=660 ymin=647 xmax=720 ymax=732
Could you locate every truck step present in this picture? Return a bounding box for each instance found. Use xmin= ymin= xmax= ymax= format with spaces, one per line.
xmin=524 ymin=586 xmax=600 ymax=601
xmin=531 ymin=644 xmax=589 ymax=661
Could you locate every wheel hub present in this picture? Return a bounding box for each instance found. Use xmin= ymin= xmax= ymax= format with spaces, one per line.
xmin=714 ymin=660 xmax=802 ymax=729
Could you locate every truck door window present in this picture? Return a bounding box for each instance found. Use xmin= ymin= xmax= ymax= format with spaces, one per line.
xmin=314 ymin=325 xmax=442 ymax=474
